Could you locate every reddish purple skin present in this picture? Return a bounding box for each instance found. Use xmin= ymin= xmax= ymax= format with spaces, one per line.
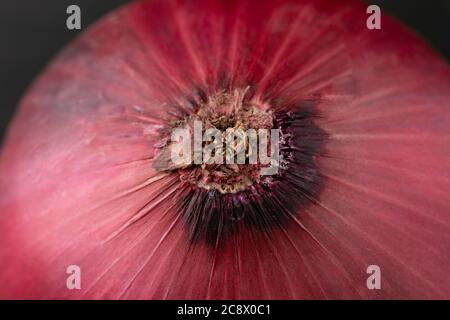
xmin=0 ymin=0 xmax=450 ymax=299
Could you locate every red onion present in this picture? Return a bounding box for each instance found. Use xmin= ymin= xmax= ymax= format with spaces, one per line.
xmin=0 ymin=0 xmax=449 ymax=299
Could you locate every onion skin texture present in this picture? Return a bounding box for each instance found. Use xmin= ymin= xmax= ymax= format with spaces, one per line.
xmin=1 ymin=0 xmax=450 ymax=299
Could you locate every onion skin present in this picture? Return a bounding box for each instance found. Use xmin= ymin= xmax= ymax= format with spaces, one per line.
xmin=0 ymin=0 xmax=450 ymax=299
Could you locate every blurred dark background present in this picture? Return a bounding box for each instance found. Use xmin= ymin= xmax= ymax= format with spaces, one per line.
xmin=1 ymin=0 xmax=449 ymax=143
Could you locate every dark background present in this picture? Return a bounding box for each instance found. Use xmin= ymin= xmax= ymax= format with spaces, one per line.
xmin=1 ymin=0 xmax=449 ymax=143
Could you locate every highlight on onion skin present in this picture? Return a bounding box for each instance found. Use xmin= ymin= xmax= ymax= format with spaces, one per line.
xmin=0 ymin=0 xmax=449 ymax=299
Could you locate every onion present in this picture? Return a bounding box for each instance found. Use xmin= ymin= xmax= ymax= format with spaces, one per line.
xmin=0 ymin=0 xmax=449 ymax=299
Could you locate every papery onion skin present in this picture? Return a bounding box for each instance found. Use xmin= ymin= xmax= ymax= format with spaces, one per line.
xmin=0 ymin=0 xmax=450 ymax=299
